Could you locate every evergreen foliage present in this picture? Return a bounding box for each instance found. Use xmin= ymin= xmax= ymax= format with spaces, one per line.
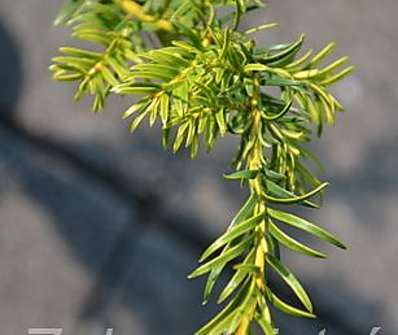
xmin=51 ymin=1 xmax=353 ymax=333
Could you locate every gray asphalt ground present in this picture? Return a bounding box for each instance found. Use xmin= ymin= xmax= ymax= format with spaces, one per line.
xmin=0 ymin=1 xmax=397 ymax=334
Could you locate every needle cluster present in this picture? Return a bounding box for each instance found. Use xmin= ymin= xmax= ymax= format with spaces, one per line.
xmin=51 ymin=1 xmax=353 ymax=334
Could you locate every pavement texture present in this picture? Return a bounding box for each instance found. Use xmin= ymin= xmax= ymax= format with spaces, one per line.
xmin=0 ymin=1 xmax=397 ymax=334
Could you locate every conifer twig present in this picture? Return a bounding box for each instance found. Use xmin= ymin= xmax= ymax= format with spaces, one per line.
xmin=50 ymin=1 xmax=353 ymax=333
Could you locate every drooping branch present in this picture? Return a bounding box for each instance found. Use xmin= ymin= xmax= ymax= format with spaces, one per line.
xmin=51 ymin=1 xmax=353 ymax=334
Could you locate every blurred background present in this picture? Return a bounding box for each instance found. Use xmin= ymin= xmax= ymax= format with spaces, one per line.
xmin=0 ymin=1 xmax=397 ymax=334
